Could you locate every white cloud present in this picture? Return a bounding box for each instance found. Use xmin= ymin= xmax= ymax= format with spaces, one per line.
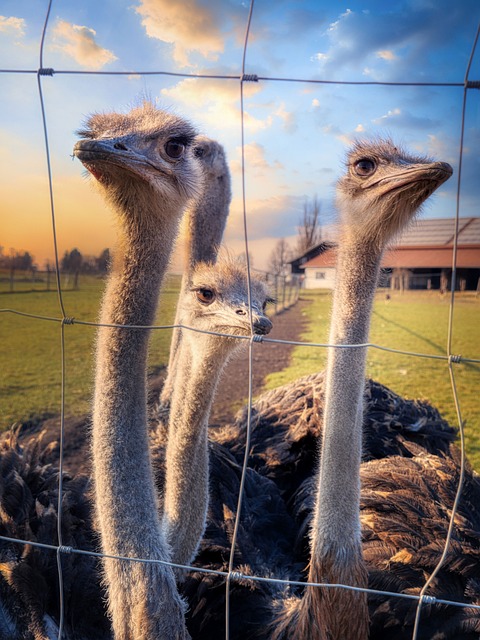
xmin=230 ymin=142 xmax=283 ymax=176
xmin=372 ymin=107 xmax=440 ymax=130
xmin=376 ymin=49 xmax=396 ymax=61
xmin=51 ymin=20 xmax=117 ymax=70
xmin=160 ymin=78 xmax=270 ymax=133
xmin=312 ymin=2 xmax=478 ymax=82
xmin=0 ymin=15 xmax=25 ymax=37
xmin=134 ymin=0 xmax=225 ymax=68
xmin=355 ymin=124 xmax=365 ymax=132
xmin=225 ymin=194 xmax=304 ymax=247
xmin=274 ymin=103 xmax=297 ymax=133
xmin=374 ymin=107 xmax=402 ymax=123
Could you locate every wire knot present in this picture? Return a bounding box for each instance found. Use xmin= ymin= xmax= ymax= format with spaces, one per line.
xmin=229 ymin=571 xmax=244 ymax=582
xmin=38 ymin=68 xmax=55 ymax=76
xmin=420 ymin=594 xmax=437 ymax=605
xmin=57 ymin=545 xmax=73 ymax=555
xmin=62 ymin=317 xmax=75 ymax=325
xmin=449 ymin=354 xmax=462 ymax=364
xmin=252 ymin=334 xmax=264 ymax=343
xmin=241 ymin=73 xmax=259 ymax=82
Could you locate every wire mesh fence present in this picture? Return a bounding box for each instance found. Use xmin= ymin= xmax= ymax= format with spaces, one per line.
xmin=1 ymin=1 xmax=480 ymax=639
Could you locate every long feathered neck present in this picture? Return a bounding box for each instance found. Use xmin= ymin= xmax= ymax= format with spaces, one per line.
xmin=92 ymin=190 xmax=188 ymax=639
xmin=304 ymin=228 xmax=385 ymax=640
xmin=162 ymin=334 xmax=233 ymax=569
xmin=160 ymin=171 xmax=230 ymax=411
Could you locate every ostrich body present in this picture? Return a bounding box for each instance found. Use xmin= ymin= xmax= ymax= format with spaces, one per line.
xmin=74 ymin=102 xmax=201 ymax=640
xmin=218 ymin=372 xmax=456 ymax=521
xmin=159 ymin=137 xmax=232 ymax=414
xmin=0 ymin=431 xmax=109 ymax=640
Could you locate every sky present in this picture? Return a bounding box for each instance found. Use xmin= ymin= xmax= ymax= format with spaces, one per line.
xmin=0 ymin=0 xmax=479 ymax=271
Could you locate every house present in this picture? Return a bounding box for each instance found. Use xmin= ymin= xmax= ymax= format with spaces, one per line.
xmin=289 ymin=241 xmax=335 ymax=275
xmin=298 ymin=218 xmax=480 ymax=291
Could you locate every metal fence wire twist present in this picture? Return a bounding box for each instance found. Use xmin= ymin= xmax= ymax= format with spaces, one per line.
xmin=0 ymin=2 xmax=480 ymax=640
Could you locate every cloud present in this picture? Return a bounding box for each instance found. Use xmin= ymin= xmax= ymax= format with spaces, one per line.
xmin=372 ymin=107 xmax=440 ymax=130
xmin=311 ymin=2 xmax=478 ymax=81
xmin=51 ymin=20 xmax=117 ymax=70
xmin=134 ymin=0 xmax=226 ymax=68
xmin=321 ymin=123 xmax=355 ymax=147
xmin=274 ymin=103 xmax=297 ymax=133
xmin=160 ymin=77 xmax=270 ymax=133
xmin=225 ymin=194 xmax=305 ymax=245
xmin=376 ymin=50 xmax=396 ymax=61
xmin=0 ymin=15 xmax=25 ymax=37
xmin=230 ymin=142 xmax=284 ymax=177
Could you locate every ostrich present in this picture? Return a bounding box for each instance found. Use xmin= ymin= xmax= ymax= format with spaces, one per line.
xmin=160 ymin=255 xmax=273 ymax=569
xmin=0 ymin=254 xmax=273 ymax=640
xmin=261 ymin=141 xmax=454 ymax=639
xmin=0 ymin=110 xmax=271 ymax=637
xmin=183 ymin=139 xmax=478 ymax=640
xmin=74 ymin=101 xmax=202 ymax=639
xmin=159 ymin=136 xmax=232 ymax=415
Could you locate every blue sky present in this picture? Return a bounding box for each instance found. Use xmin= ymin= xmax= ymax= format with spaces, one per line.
xmin=0 ymin=0 xmax=479 ymax=270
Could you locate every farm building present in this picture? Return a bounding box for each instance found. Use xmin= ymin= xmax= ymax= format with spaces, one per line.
xmin=295 ymin=217 xmax=480 ymax=291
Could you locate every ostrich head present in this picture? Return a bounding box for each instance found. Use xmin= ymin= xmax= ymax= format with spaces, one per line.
xmin=336 ymin=139 xmax=453 ymax=250
xmin=179 ymin=255 xmax=273 ymax=349
xmin=74 ymin=101 xmax=202 ymax=225
xmin=193 ymin=135 xmax=230 ymax=177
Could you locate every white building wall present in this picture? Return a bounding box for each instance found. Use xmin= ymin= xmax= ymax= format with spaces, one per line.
xmin=304 ymin=266 xmax=336 ymax=289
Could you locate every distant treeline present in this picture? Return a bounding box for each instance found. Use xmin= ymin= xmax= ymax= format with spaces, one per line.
xmin=0 ymin=247 xmax=111 ymax=274
xmin=0 ymin=247 xmax=111 ymax=291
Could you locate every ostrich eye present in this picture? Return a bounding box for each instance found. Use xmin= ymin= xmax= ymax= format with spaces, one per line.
xmin=354 ymin=158 xmax=376 ymax=177
xmin=196 ymin=288 xmax=215 ymax=304
xmin=165 ymin=139 xmax=186 ymax=159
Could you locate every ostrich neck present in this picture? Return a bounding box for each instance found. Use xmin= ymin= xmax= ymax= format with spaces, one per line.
xmin=301 ymin=235 xmax=383 ymax=640
xmin=312 ymin=239 xmax=382 ymax=554
xmin=163 ymin=337 xmax=229 ymax=566
xmin=160 ymin=176 xmax=230 ymax=411
xmin=92 ymin=201 xmax=180 ymax=560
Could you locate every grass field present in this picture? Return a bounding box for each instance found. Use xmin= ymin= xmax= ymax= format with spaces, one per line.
xmin=1 ymin=274 xmax=181 ymax=426
xmin=264 ymin=289 xmax=480 ymax=469
xmin=2 ymin=282 xmax=480 ymax=468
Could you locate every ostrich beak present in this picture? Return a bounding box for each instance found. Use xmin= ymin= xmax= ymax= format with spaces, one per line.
xmin=253 ymin=315 xmax=273 ymax=336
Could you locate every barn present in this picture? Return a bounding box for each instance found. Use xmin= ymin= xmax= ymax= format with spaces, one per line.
xmin=297 ymin=217 xmax=480 ymax=291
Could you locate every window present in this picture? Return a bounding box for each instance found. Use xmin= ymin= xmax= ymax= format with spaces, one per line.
xmin=315 ymin=271 xmax=326 ymax=279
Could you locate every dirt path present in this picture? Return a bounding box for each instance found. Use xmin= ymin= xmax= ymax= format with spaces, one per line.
xmin=17 ymin=297 xmax=310 ymax=476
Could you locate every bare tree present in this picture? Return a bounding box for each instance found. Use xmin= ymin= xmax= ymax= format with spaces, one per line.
xmin=296 ymin=195 xmax=322 ymax=254
xmin=268 ymin=238 xmax=292 ymax=277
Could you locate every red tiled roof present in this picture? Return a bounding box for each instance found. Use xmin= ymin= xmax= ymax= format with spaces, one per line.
xmin=302 ymin=245 xmax=480 ymax=270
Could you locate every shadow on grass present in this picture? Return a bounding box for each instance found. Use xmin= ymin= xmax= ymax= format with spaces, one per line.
xmin=373 ymin=308 xmax=446 ymax=355
xmin=372 ymin=309 xmax=480 ymax=373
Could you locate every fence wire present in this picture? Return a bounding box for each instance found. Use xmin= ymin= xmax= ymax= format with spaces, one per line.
xmin=0 ymin=1 xmax=479 ymax=639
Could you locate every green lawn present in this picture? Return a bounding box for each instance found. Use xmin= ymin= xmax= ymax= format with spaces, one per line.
xmin=264 ymin=290 xmax=480 ymax=469
xmin=2 ymin=283 xmax=480 ymax=469
xmin=0 ymin=274 xmax=181 ymax=426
